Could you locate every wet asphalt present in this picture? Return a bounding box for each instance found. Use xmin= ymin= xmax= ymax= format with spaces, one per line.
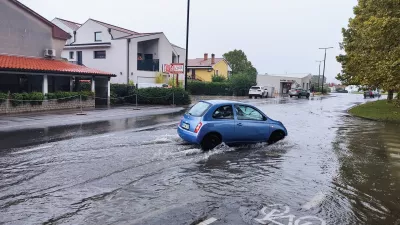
xmin=0 ymin=94 xmax=399 ymax=225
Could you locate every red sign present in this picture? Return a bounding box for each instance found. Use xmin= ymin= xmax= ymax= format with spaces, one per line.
xmin=164 ymin=63 xmax=184 ymax=74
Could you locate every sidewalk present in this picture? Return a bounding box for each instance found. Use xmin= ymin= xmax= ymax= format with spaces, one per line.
xmin=0 ymin=106 xmax=185 ymax=132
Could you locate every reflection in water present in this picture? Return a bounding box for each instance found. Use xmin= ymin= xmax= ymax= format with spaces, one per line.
xmin=0 ymin=112 xmax=184 ymax=151
xmin=332 ymin=116 xmax=400 ymax=224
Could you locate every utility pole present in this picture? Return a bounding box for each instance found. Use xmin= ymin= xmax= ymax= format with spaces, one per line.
xmin=319 ymin=47 xmax=333 ymax=94
xmin=184 ymin=0 xmax=190 ymax=90
xmin=316 ymin=60 xmax=323 ymax=91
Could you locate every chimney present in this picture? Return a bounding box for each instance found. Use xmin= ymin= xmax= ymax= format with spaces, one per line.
xmin=211 ymin=53 xmax=215 ymax=64
xmin=204 ymin=53 xmax=208 ymax=61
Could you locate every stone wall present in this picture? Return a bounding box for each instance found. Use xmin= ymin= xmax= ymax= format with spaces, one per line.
xmin=0 ymin=98 xmax=95 ymax=114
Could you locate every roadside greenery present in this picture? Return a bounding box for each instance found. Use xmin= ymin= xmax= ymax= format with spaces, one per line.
xmin=336 ymin=0 xmax=400 ymax=102
xmin=211 ymin=74 xmax=226 ymax=82
xmin=110 ymin=84 xmax=190 ymax=105
xmin=0 ymin=92 xmax=7 ymax=103
xmin=349 ymin=100 xmax=400 ymax=122
xmin=187 ymin=73 xmax=256 ymax=96
xmin=11 ymin=92 xmax=44 ymax=106
xmin=223 ymin=49 xmax=258 ymax=84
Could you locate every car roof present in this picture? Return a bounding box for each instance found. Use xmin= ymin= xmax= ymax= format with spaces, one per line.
xmin=201 ymin=100 xmax=246 ymax=105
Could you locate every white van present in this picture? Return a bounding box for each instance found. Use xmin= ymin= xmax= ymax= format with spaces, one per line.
xmin=248 ymin=86 xmax=268 ymax=98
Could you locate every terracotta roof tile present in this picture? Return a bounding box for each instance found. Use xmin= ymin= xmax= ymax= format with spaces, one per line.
xmin=188 ymin=58 xmax=224 ymax=67
xmin=0 ymin=55 xmax=115 ymax=76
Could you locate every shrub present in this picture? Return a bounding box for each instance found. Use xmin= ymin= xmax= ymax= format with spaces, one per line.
xmin=136 ymin=87 xmax=190 ymax=105
xmin=110 ymin=84 xmax=135 ymax=104
xmin=11 ymin=92 xmax=44 ymax=106
xmin=155 ymin=72 xmax=165 ymax=84
xmin=187 ymin=81 xmax=232 ymax=96
xmin=0 ymin=92 xmax=8 ymax=103
xmin=228 ymin=73 xmax=256 ymax=96
xmin=212 ymin=74 xmax=226 ymax=82
xmin=46 ymin=91 xmax=93 ymax=102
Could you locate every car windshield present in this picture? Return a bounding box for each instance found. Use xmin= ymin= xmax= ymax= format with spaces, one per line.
xmin=250 ymin=87 xmax=260 ymax=90
xmin=187 ymin=102 xmax=211 ymax=117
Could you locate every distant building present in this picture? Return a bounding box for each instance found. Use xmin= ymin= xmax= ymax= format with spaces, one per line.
xmin=187 ymin=53 xmax=232 ymax=82
xmin=256 ymin=74 xmax=313 ymax=95
xmin=51 ymin=18 xmax=186 ymax=85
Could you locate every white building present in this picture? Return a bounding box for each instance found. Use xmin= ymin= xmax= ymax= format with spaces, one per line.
xmin=52 ymin=18 xmax=185 ymax=85
xmin=257 ymin=74 xmax=313 ymax=95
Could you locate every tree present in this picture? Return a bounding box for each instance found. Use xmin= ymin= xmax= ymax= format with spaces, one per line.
xmin=336 ymin=0 xmax=400 ymax=101
xmin=223 ymin=49 xmax=258 ymax=82
xmin=228 ymin=73 xmax=256 ymax=96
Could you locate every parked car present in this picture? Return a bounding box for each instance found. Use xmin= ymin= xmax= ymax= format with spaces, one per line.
xmin=248 ymin=86 xmax=268 ymax=99
xmin=177 ymin=100 xmax=288 ymax=150
xmin=364 ymin=90 xmax=381 ymax=98
xmin=289 ymin=88 xmax=310 ymax=98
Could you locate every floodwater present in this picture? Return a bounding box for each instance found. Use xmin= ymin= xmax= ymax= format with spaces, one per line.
xmin=0 ymin=94 xmax=399 ymax=225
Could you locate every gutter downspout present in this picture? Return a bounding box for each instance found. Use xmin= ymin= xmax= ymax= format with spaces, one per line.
xmin=108 ymin=28 xmax=114 ymax=40
xmin=127 ymin=38 xmax=131 ymax=84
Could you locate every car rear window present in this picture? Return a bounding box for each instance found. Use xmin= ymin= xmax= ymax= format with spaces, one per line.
xmin=250 ymin=87 xmax=260 ymax=90
xmin=187 ymin=102 xmax=211 ymax=117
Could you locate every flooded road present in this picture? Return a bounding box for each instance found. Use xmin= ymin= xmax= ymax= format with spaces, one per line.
xmin=1 ymin=94 xmax=399 ymax=225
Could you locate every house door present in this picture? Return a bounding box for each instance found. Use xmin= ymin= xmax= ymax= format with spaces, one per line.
xmin=77 ymin=51 xmax=83 ymax=65
xmin=192 ymin=69 xmax=196 ymax=80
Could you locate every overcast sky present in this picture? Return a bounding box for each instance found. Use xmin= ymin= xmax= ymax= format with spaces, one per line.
xmin=20 ymin=0 xmax=357 ymax=82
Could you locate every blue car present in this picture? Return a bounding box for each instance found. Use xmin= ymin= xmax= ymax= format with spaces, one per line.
xmin=177 ymin=100 xmax=288 ymax=150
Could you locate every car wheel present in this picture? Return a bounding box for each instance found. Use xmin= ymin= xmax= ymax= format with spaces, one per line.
xmin=248 ymin=95 xmax=252 ymax=99
xmin=268 ymin=130 xmax=285 ymax=144
xmin=201 ymin=133 xmax=222 ymax=150
xmin=255 ymin=95 xmax=258 ymax=99
xmin=306 ymin=94 xmax=310 ymax=99
xmin=298 ymin=95 xmax=301 ymax=98
xmin=260 ymin=95 xmax=263 ymax=99
xmin=289 ymin=95 xmax=292 ymax=98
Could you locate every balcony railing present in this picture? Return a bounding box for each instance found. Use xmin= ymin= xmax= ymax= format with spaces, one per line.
xmin=137 ymin=59 xmax=159 ymax=71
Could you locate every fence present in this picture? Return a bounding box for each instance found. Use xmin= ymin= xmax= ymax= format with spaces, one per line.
xmin=0 ymin=94 xmax=94 ymax=115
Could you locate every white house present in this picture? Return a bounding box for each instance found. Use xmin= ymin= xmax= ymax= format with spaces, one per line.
xmin=52 ymin=18 xmax=186 ymax=85
xmin=257 ymin=73 xmax=313 ymax=95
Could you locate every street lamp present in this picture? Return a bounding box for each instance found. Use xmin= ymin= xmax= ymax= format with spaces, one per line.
xmin=315 ymin=60 xmax=323 ymax=91
xmin=184 ymin=0 xmax=190 ymax=90
xmin=319 ymin=47 xmax=333 ymax=94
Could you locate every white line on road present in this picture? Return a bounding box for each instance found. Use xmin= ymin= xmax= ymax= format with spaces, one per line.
xmin=197 ymin=217 xmax=217 ymax=225
xmin=11 ymin=145 xmax=53 ymax=155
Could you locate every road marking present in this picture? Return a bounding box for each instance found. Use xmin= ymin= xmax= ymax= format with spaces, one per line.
xmin=11 ymin=145 xmax=53 ymax=155
xmin=197 ymin=217 xmax=217 ymax=225
xmin=302 ymin=191 xmax=326 ymax=210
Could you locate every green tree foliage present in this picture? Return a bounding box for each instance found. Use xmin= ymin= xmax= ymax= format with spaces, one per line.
xmin=336 ymin=0 xmax=400 ymax=101
xmin=223 ymin=49 xmax=258 ymax=82
xmin=229 ymin=73 xmax=256 ymax=96
xmin=211 ymin=74 xmax=226 ymax=82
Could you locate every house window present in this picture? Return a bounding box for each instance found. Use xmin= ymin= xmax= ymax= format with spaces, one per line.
xmin=94 ymin=32 xmax=102 ymax=42
xmin=216 ymin=70 xmax=219 ymax=75
xmin=69 ymin=51 xmax=74 ymax=59
xmin=94 ymin=50 xmax=106 ymax=59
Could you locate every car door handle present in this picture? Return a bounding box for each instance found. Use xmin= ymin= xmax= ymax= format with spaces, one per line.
xmin=237 ymin=123 xmax=243 ymax=126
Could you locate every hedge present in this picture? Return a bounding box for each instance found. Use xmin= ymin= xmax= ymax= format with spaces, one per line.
xmin=110 ymin=85 xmax=191 ymax=105
xmin=0 ymin=92 xmax=7 ymax=103
xmin=11 ymin=92 xmax=44 ymax=106
xmin=187 ymin=81 xmax=233 ymax=96
xmin=46 ymin=91 xmax=94 ymax=102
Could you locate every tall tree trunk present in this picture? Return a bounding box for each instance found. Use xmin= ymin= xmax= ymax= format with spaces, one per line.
xmin=388 ymin=90 xmax=394 ymax=101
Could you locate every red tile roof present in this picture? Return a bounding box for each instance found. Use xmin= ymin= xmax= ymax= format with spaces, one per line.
xmin=55 ymin=18 xmax=81 ymax=31
xmin=0 ymin=55 xmax=115 ymax=77
xmin=188 ymin=58 xmax=224 ymax=67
